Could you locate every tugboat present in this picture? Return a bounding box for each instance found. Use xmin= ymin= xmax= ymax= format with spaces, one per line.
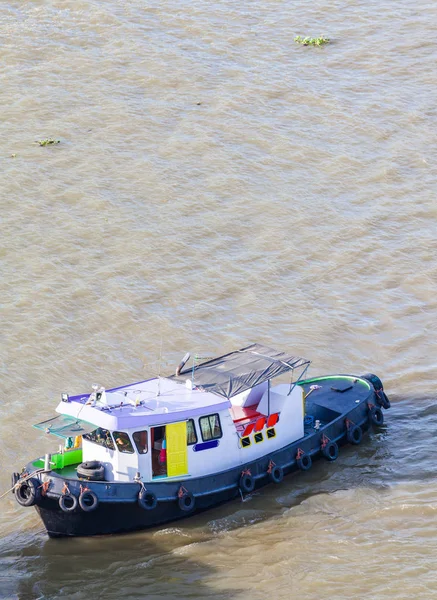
xmin=11 ymin=344 xmax=390 ymax=538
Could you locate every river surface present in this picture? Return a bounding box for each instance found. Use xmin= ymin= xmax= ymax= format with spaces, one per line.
xmin=1 ymin=0 xmax=437 ymax=598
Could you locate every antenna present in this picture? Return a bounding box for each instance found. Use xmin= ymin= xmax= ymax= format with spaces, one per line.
xmin=157 ymin=336 xmax=163 ymax=397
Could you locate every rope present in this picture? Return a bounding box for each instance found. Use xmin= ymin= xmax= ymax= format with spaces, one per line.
xmin=178 ymin=485 xmax=188 ymax=498
xmin=321 ymin=434 xmax=330 ymax=449
xmin=296 ymin=447 xmax=305 ymax=460
xmin=0 ymin=468 xmax=45 ymax=501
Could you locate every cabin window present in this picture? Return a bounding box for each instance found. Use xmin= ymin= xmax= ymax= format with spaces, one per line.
xmin=267 ymin=428 xmax=276 ymax=439
xmin=254 ymin=432 xmax=264 ymax=443
xmin=114 ymin=431 xmax=134 ymax=454
xmin=133 ymin=430 xmax=148 ymax=454
xmin=241 ymin=436 xmax=251 ymax=448
xmin=187 ymin=419 xmax=197 ymax=445
xmin=199 ymin=414 xmax=222 ymax=442
xmin=83 ymin=427 xmax=115 ymax=450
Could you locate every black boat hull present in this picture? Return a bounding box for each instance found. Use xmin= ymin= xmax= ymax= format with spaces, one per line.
xmin=16 ymin=375 xmax=389 ymax=537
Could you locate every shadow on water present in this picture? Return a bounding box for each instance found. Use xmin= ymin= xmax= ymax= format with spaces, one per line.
xmin=1 ymin=394 xmax=435 ymax=600
xmin=0 ymin=523 xmax=240 ymax=600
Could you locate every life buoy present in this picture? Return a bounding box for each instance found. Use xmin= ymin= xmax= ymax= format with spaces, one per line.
xmin=15 ymin=478 xmax=40 ymax=507
xmin=59 ymin=493 xmax=78 ymax=512
xmin=347 ymin=424 xmax=362 ymax=445
xmin=138 ymin=489 xmax=158 ymax=510
xmin=321 ymin=441 xmax=339 ymax=461
xmin=269 ymin=465 xmax=283 ymax=484
xmin=369 ymin=405 xmax=384 ymax=426
xmin=239 ymin=473 xmax=255 ymax=494
xmin=297 ymin=453 xmax=312 ymax=471
xmin=79 ymin=490 xmax=99 ymax=512
xmin=178 ymin=491 xmax=195 ymax=512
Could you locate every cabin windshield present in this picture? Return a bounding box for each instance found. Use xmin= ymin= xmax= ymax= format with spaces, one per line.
xmin=133 ymin=431 xmax=148 ymax=454
xmin=83 ymin=427 xmax=115 ymax=450
xmin=114 ymin=431 xmax=134 ymax=453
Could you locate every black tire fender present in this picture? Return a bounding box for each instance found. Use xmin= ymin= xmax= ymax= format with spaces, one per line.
xmin=347 ymin=424 xmax=362 ymax=445
xmin=77 ymin=462 xmax=105 ymax=481
xmin=59 ymin=493 xmax=78 ymax=513
xmin=178 ymin=491 xmax=195 ymax=513
xmin=138 ymin=489 xmax=158 ymax=510
xmin=361 ymin=373 xmax=390 ymax=409
xmin=80 ymin=461 xmax=101 ymax=470
xmin=79 ymin=490 xmax=99 ymax=512
xmin=239 ymin=473 xmax=255 ymax=494
xmin=297 ymin=453 xmax=312 ymax=471
xmin=15 ymin=478 xmax=40 ymax=507
xmin=269 ymin=465 xmax=284 ymax=484
xmin=369 ymin=405 xmax=384 ymax=426
xmin=322 ymin=441 xmax=339 ymax=461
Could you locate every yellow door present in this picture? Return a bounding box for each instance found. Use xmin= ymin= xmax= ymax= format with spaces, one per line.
xmin=166 ymin=421 xmax=188 ymax=477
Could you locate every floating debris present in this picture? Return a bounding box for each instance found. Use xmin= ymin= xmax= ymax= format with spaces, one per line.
xmin=294 ymin=35 xmax=330 ymax=46
xmin=36 ymin=139 xmax=60 ymax=146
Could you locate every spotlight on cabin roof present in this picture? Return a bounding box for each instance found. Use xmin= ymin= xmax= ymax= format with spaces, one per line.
xmin=61 ymin=393 xmax=69 ymax=403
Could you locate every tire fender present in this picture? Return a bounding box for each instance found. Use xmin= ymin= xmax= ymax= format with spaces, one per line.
xmin=15 ymin=478 xmax=41 ymax=507
xmin=369 ymin=405 xmax=384 ymax=426
xmin=178 ymin=491 xmax=195 ymax=512
xmin=347 ymin=424 xmax=362 ymax=445
xmin=269 ymin=465 xmax=284 ymax=484
xmin=321 ymin=441 xmax=339 ymax=461
xmin=79 ymin=490 xmax=99 ymax=512
xmin=138 ymin=489 xmax=158 ymax=510
xmin=297 ymin=453 xmax=312 ymax=471
xmin=239 ymin=473 xmax=255 ymax=494
xmin=59 ymin=493 xmax=78 ymax=513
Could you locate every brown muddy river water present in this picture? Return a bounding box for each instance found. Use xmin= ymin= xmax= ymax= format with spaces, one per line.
xmin=1 ymin=0 xmax=437 ymax=598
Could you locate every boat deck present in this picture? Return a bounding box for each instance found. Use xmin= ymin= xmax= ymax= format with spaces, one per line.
xmin=300 ymin=375 xmax=371 ymax=434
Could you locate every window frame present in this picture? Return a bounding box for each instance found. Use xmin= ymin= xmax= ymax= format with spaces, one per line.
xmin=199 ymin=413 xmax=223 ymax=442
xmin=83 ymin=427 xmax=115 ymax=451
xmin=186 ymin=419 xmax=198 ymax=446
xmin=133 ymin=430 xmax=149 ymax=454
xmin=113 ymin=431 xmax=135 ymax=454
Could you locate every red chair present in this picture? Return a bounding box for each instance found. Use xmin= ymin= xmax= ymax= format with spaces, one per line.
xmin=255 ymin=417 xmax=266 ymax=432
xmin=242 ymin=423 xmax=255 ymax=437
xmin=267 ymin=413 xmax=279 ymax=427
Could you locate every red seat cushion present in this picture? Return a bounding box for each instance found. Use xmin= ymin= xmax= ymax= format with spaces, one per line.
xmin=255 ymin=417 xmax=266 ymax=432
xmin=230 ymin=404 xmax=261 ymax=423
xmin=267 ymin=413 xmax=279 ymax=427
xmin=242 ymin=423 xmax=255 ymax=436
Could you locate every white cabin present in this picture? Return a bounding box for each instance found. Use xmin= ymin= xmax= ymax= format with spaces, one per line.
xmin=55 ymin=374 xmax=305 ymax=483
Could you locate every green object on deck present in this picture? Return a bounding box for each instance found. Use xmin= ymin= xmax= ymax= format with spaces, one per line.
xmin=32 ymin=448 xmax=83 ymax=470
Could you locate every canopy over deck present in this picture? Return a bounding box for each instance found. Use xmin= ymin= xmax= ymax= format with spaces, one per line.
xmin=33 ymin=415 xmax=97 ymax=438
xmin=168 ymin=343 xmax=310 ymax=399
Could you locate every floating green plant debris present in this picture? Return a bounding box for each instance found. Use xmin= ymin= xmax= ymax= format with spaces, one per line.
xmin=36 ymin=138 xmax=60 ymax=146
xmin=295 ymin=35 xmax=330 ymax=46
